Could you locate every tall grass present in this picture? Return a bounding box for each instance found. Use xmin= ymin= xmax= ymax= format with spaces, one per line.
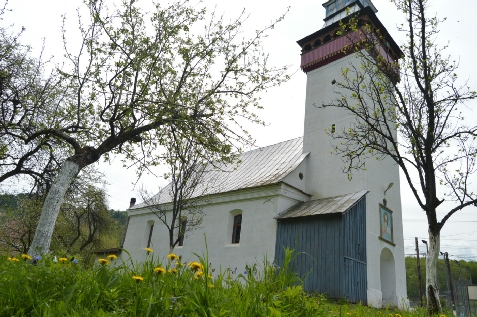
xmin=0 ymin=249 xmax=451 ymax=316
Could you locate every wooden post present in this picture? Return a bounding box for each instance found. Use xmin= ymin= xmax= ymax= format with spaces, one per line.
xmin=415 ymin=237 xmax=424 ymax=307
xmin=444 ymin=252 xmax=456 ymax=313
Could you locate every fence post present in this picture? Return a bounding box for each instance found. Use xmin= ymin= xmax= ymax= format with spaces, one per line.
xmin=444 ymin=252 xmax=456 ymax=314
xmin=415 ymin=237 xmax=424 ymax=307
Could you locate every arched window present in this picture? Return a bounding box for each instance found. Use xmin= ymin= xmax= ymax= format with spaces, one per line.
xmin=313 ymin=39 xmax=322 ymax=48
xmin=232 ymin=214 xmax=242 ymax=244
xmin=145 ymin=220 xmax=154 ymax=248
xmin=303 ymin=44 xmax=312 ymax=52
xmin=178 ymin=217 xmax=187 ymax=246
xmin=323 ymin=34 xmax=332 ymax=43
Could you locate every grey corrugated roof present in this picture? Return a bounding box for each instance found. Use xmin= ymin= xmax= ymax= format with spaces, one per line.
xmin=275 ymin=190 xmax=368 ymax=219
xmin=132 ymin=137 xmax=308 ymax=209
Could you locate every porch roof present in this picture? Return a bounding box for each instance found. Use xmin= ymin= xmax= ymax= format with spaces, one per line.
xmin=275 ymin=190 xmax=368 ymax=219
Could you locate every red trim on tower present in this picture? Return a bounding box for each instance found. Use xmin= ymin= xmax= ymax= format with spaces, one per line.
xmin=302 ymin=50 xmax=352 ymax=73
xmin=300 ymin=31 xmax=396 ymax=73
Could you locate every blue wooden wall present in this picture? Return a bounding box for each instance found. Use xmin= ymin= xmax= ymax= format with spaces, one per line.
xmin=274 ymin=196 xmax=367 ymax=303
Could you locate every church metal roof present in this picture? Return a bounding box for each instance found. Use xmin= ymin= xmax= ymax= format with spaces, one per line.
xmin=132 ymin=137 xmax=308 ymax=209
xmin=274 ymin=190 xmax=368 ymax=219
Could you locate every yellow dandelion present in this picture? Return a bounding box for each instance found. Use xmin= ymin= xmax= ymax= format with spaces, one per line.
xmin=208 ymin=274 xmax=212 ymax=279
xmin=59 ymin=257 xmax=68 ymax=263
xmin=107 ymin=254 xmax=117 ymax=260
xmin=145 ymin=247 xmax=153 ymax=254
xmin=8 ymin=257 xmax=20 ymax=262
xmin=395 ymin=314 xmax=402 ymax=317
xmin=167 ymin=253 xmax=178 ymax=261
xmin=188 ymin=261 xmax=202 ymax=271
xmin=132 ymin=275 xmax=143 ymax=282
xmin=194 ymin=276 xmax=199 ymax=280
xmin=98 ymin=258 xmax=110 ymax=265
xmin=154 ymin=267 xmax=166 ymax=274
xmin=195 ymin=271 xmax=204 ymax=278
xmin=21 ymin=254 xmax=32 ymax=261
xmin=168 ymin=268 xmax=178 ymax=274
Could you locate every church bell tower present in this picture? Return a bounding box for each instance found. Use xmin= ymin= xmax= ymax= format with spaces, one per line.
xmin=298 ymin=0 xmax=408 ymax=308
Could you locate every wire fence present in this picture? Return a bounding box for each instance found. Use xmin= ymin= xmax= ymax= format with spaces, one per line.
xmin=406 ymin=256 xmax=476 ymax=316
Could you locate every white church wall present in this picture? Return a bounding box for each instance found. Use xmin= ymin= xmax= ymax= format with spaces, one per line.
xmin=121 ymin=183 xmax=308 ymax=274
xmin=302 ymin=52 xmax=407 ymax=308
xmin=282 ymin=158 xmax=308 ymax=193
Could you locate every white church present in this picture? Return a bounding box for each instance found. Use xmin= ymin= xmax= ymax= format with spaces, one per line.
xmin=117 ymin=0 xmax=408 ymax=308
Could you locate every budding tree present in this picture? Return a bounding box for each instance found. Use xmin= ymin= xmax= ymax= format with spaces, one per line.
xmin=27 ymin=0 xmax=289 ymax=255
xmin=323 ymin=0 xmax=477 ymax=313
xmin=140 ymin=126 xmax=210 ymax=254
xmin=0 ymin=5 xmax=67 ymax=189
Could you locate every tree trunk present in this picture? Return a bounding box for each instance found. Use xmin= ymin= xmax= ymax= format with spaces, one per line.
xmin=28 ymin=160 xmax=80 ymax=256
xmin=426 ymin=229 xmax=441 ymax=314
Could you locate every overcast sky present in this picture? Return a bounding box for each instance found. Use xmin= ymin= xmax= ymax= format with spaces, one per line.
xmin=3 ymin=0 xmax=477 ymax=260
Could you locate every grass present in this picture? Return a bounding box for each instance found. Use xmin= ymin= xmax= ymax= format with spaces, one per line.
xmin=0 ymin=249 xmax=452 ymax=317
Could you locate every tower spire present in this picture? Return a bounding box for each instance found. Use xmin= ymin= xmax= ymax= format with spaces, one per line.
xmin=323 ymin=0 xmax=377 ymax=26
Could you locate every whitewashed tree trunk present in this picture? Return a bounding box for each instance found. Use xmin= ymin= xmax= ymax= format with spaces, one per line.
xmin=426 ymin=229 xmax=441 ymax=313
xmin=28 ymin=160 xmax=80 ymax=256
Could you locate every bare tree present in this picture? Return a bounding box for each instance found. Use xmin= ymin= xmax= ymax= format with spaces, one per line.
xmin=141 ymin=127 xmax=212 ymax=253
xmin=322 ymin=1 xmax=477 ymax=313
xmin=26 ymin=0 xmax=289 ymax=255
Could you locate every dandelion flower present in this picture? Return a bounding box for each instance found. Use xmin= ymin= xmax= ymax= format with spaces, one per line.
xmin=168 ymin=268 xmax=178 ymax=274
xmin=145 ymin=247 xmax=153 ymax=254
xmin=167 ymin=253 xmax=178 ymax=261
xmin=188 ymin=261 xmax=202 ymax=271
xmin=98 ymin=258 xmax=110 ymax=265
xmin=133 ymin=275 xmax=143 ymax=282
xmin=7 ymin=257 xmax=19 ymax=262
xmin=59 ymin=257 xmax=68 ymax=264
xmin=395 ymin=314 xmax=402 ymax=317
xmin=107 ymin=254 xmax=117 ymax=260
xmin=195 ymin=271 xmax=204 ymax=279
xmin=154 ymin=267 xmax=166 ymax=274
xmin=208 ymin=274 xmax=212 ymax=279
xmin=21 ymin=254 xmax=32 ymax=261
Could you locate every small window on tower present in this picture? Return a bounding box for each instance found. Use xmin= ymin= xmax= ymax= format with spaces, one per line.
xmin=232 ymin=214 xmax=242 ymax=244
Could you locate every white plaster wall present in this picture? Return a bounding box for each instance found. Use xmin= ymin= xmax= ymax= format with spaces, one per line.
xmin=120 ymin=184 xmax=308 ymax=274
xmin=282 ymin=159 xmax=308 ymax=193
xmin=302 ymin=53 xmax=407 ymax=308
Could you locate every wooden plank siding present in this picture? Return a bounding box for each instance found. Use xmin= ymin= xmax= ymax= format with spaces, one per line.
xmin=342 ymin=197 xmax=367 ymax=304
xmin=274 ymin=196 xmax=367 ymax=303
